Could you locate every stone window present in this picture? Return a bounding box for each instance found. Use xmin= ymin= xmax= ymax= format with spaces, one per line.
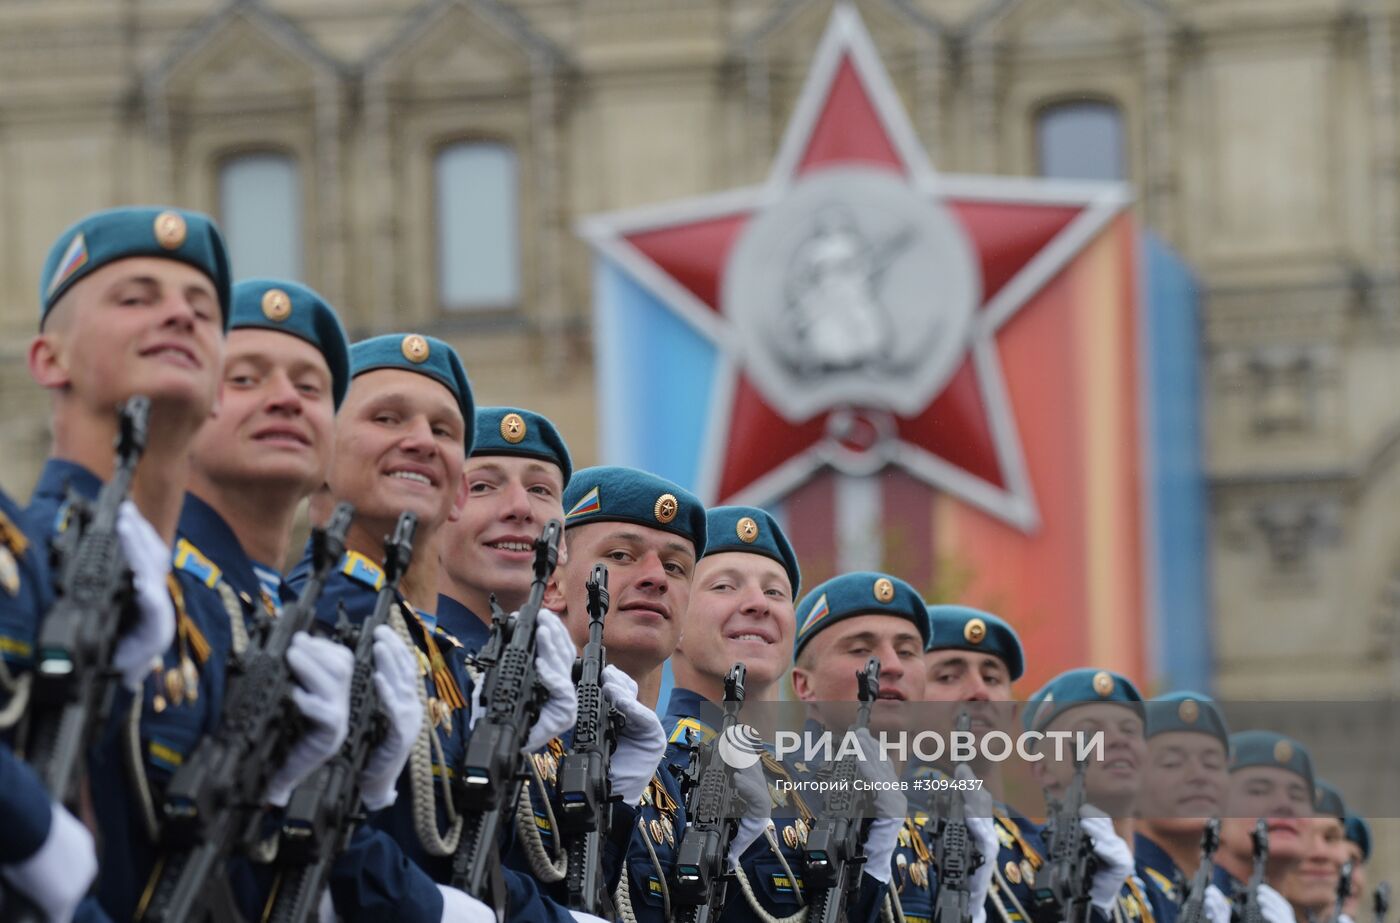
xmin=1035 ymin=100 xmax=1125 ymax=182
xmin=218 ymin=151 xmax=303 ymax=281
xmin=435 ymin=141 xmax=520 ymax=311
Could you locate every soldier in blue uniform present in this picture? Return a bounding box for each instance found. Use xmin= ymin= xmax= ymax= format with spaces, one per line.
xmin=1340 ymin=815 xmax=1371 ymax=922
xmin=1279 ymin=781 xmax=1350 ymax=923
xmin=1136 ymin=692 xmax=1230 ymax=911
xmin=288 ymin=333 xmax=583 ymax=922
xmin=178 ymin=279 xmax=428 ymax=920
xmin=921 ymin=605 xmax=1048 ymax=923
xmin=437 ymin=406 xmax=573 ymax=654
xmin=1212 ymin=729 xmax=1316 ymax=923
xmin=0 ymin=486 xmax=98 ymax=920
xmin=1022 ymin=669 xmax=1176 ymax=923
xmin=664 ymin=505 xmax=809 ymax=922
xmin=791 ymin=571 xmax=999 ymax=923
xmin=17 ymin=205 xmax=263 ymax=920
xmin=508 ymin=466 xmax=696 ymax=921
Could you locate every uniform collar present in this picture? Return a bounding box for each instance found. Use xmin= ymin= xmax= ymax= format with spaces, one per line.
xmin=33 ymin=458 xmax=102 ymax=504
xmin=662 ymin=686 xmax=726 ymax=745
xmin=178 ymin=493 xmax=269 ymax=603
xmin=1133 ymin=833 xmax=1182 ymax=884
xmin=434 ymin=594 xmax=490 ymax=654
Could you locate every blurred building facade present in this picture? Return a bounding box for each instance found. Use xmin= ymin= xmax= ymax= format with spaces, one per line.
xmin=3 ymin=0 xmax=1400 ymax=706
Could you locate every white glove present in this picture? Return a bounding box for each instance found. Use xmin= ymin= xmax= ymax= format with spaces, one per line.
xmin=727 ymin=759 xmax=772 ymax=870
xmin=959 ymin=765 xmax=998 ymax=923
xmin=569 ymin=913 xmax=611 ymax=923
xmin=1339 ymin=915 xmax=1357 ymax=923
xmin=854 ymin=729 xmax=906 ymax=885
xmin=436 ymin=884 xmax=495 ymax=923
xmin=0 ymin=800 xmax=97 ymax=922
xmin=470 ymin=609 xmax=579 ymax=753
xmin=1080 ymin=809 xmax=1134 ymax=913
xmin=602 ymin=665 xmax=667 ymax=805
xmin=263 ymin=633 xmax=353 ymax=807
xmin=114 ymin=500 xmax=177 ymax=691
xmin=1205 ymin=884 xmax=1232 ymax=923
xmin=1257 ymin=884 xmax=1299 ymax=923
xmin=360 ymin=626 xmax=424 ymax=811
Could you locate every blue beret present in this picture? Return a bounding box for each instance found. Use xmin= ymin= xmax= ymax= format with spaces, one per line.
xmin=1228 ymin=730 xmax=1314 ymax=792
xmin=230 ymin=279 xmax=350 ymax=409
xmin=40 ymin=207 xmax=232 ymax=329
xmin=562 ymin=466 xmax=706 ymax=555
xmin=349 ymin=334 xmax=475 ymax=452
xmin=471 ymin=407 xmax=573 ymax=486
xmin=1314 ymin=780 xmax=1347 ymax=820
xmin=1023 ymin=668 xmax=1143 ymax=732
xmin=701 ymin=506 xmax=801 ymax=597
xmin=1145 ymin=691 xmax=1230 ymax=750
xmin=794 ymin=571 xmax=928 ymax=656
xmin=925 ymin=605 xmax=1024 ymax=680
xmin=1345 ymin=815 xmax=1372 ymax=860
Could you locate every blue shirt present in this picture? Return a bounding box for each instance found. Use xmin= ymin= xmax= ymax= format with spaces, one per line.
xmin=434 ymin=593 xmax=492 ymax=655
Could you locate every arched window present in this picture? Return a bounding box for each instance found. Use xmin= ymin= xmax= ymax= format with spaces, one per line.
xmin=1035 ymin=100 xmax=1126 ymax=182
xmin=435 ymin=141 xmax=520 ymax=311
xmin=218 ymin=152 xmax=303 ymax=280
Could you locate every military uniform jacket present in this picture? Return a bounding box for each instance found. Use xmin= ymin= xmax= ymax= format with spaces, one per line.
xmin=288 ymin=548 xmax=580 ymax=923
xmin=1134 ymin=834 xmax=1185 ymax=908
xmin=433 ymin=593 xmax=491 ymax=657
xmin=24 ymin=459 xmax=232 ymax=921
xmin=0 ymin=487 xmax=43 ymax=711
xmin=981 ymin=801 xmax=1055 ymax=923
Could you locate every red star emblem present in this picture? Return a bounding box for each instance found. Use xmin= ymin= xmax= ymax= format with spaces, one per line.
xmin=580 ymin=7 xmax=1128 ymax=532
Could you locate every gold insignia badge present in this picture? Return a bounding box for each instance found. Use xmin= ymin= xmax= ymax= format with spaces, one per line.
xmin=964 ymin=617 xmax=987 ymax=644
xmin=736 ymin=516 xmax=759 ymax=543
xmin=1178 ymin=698 xmax=1200 ymax=724
xmin=500 ymin=412 xmax=527 ymax=444
xmin=873 ymin=577 xmax=896 ymax=603
xmin=261 ymin=288 xmax=292 ymax=322
xmin=401 ymin=334 xmax=430 ymax=364
xmin=663 ymin=816 xmax=675 ymax=846
xmin=165 ymin=666 xmax=185 ymax=706
xmin=783 ymin=825 xmax=798 ymax=849
xmin=0 ymin=546 xmax=17 ymax=597
xmin=1274 ymin=739 xmax=1294 ymax=764
xmin=1092 ymin=671 xmax=1114 ymax=697
xmin=795 ymin=818 xmax=808 ymax=845
xmin=654 ymin=493 xmax=679 ymax=524
xmin=912 ymin=862 xmax=928 ymax=888
xmin=1005 ymin=860 xmax=1022 ymax=884
xmin=1021 ymin=860 xmax=1036 ymax=886
xmin=154 ymin=210 xmax=187 ymax=249
xmin=649 ymin=818 xmax=664 ymax=844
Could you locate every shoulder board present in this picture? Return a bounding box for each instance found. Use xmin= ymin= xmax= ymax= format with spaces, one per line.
xmin=0 ymin=509 xmax=28 ymax=557
xmin=668 ymin=716 xmax=716 ymax=745
xmin=341 ymin=551 xmax=385 ymax=590
xmin=1143 ymin=867 xmax=1178 ymax=900
xmin=174 ymin=538 xmax=222 ymax=588
xmin=435 ymin=626 xmax=464 ymax=648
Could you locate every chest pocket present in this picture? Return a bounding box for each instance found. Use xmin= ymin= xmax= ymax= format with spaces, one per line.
xmin=746 ymin=855 xmax=806 ymax=912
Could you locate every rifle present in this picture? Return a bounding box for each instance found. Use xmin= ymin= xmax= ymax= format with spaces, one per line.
xmin=1177 ymin=819 xmax=1221 ymax=923
xmin=932 ymin=710 xmax=983 ymax=923
xmin=804 ymin=656 xmax=881 ymax=923
xmin=1232 ymin=819 xmax=1269 ymax=923
xmin=449 ymin=519 xmax=564 ymax=916
xmin=261 ymin=511 xmax=418 ymax=923
xmin=138 ymin=503 xmax=354 ymax=923
xmin=22 ymin=396 xmax=150 ymax=807
xmin=1335 ymin=862 xmax=1355 ymax=923
xmin=558 ymin=564 xmax=622 ymax=916
xmin=1034 ymin=759 xmax=1095 ymax=923
xmin=670 ymin=663 xmax=750 ymax=923
xmin=1373 ymin=882 xmax=1390 ymax=923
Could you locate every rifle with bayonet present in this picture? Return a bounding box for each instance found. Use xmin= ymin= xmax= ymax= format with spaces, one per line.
xmin=933 ymin=710 xmax=983 ymax=923
xmin=262 ymin=511 xmax=418 ymax=923
xmin=803 ymin=656 xmax=881 ymax=923
xmin=139 ymin=503 xmax=354 ymax=923
xmin=21 ymin=396 xmax=150 ymax=808
xmin=450 ymin=519 xmax=564 ymax=918
xmin=558 ymin=564 xmax=622 ymax=916
xmin=1232 ymin=819 xmax=1269 ymax=923
xmin=1034 ymin=758 xmax=1095 ymax=923
xmin=670 ymin=663 xmax=749 ymax=923
xmin=1176 ymin=819 xmax=1221 ymax=923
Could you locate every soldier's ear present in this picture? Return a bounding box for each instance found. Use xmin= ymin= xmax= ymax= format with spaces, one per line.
xmin=27 ymin=333 xmax=71 ymax=390
xmin=543 ymin=571 xmax=567 ymax=614
xmin=447 ymin=470 xmax=468 ymax=521
xmin=790 ymin=666 xmax=816 ymax=702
